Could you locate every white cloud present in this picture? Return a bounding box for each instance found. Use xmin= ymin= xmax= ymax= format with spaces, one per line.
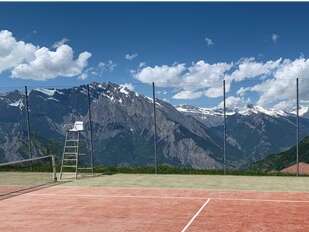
xmin=173 ymin=90 xmax=204 ymax=99
xmin=204 ymin=86 xmax=223 ymax=98
xmin=249 ymin=58 xmax=309 ymax=110
xmin=52 ymin=38 xmax=70 ymax=49
xmin=272 ymin=33 xmax=279 ymax=44
xmin=0 ymin=30 xmax=37 ymax=73
xmin=12 ymin=45 xmax=91 ymax=80
xmin=139 ymin=62 xmax=146 ymax=68
xmin=272 ymin=100 xmax=294 ymax=111
xmin=134 ymin=60 xmax=232 ymax=99
xmin=0 ymin=30 xmax=91 ymax=80
xmin=98 ymin=60 xmax=117 ymax=72
xmin=125 ymin=53 xmax=138 ymax=60
xmin=236 ymin=87 xmax=251 ymax=97
xmin=218 ymin=96 xmax=248 ymax=109
xmin=134 ymin=63 xmax=186 ymax=87
xmin=133 ymin=57 xmax=309 ymax=110
xmin=205 ymin=37 xmax=214 ymax=46
xmin=79 ymin=60 xmax=117 ymax=80
xmin=229 ymin=58 xmax=281 ymax=82
xmin=78 ymin=72 xmax=88 ymax=80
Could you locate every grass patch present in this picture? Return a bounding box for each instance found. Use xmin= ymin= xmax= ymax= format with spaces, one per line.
xmin=65 ymin=173 xmax=309 ymax=192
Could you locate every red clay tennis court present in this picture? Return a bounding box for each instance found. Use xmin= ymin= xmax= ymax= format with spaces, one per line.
xmin=1 ymin=183 xmax=309 ymax=232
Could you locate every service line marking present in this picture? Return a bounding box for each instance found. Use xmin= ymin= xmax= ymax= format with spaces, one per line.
xmin=180 ymin=198 xmax=210 ymax=232
xmin=26 ymin=193 xmax=309 ymax=203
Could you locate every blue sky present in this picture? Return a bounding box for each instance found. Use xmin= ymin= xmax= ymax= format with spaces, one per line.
xmin=1 ymin=2 xmax=309 ymax=109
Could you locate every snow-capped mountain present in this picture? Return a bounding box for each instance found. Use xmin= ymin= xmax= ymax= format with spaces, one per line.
xmin=176 ymin=105 xmax=224 ymax=127
xmin=1 ymin=82 xmax=309 ymax=169
xmin=0 ymin=82 xmax=226 ymax=169
xmin=176 ymin=104 xmax=293 ymax=122
xmin=177 ymin=103 xmax=309 ymax=165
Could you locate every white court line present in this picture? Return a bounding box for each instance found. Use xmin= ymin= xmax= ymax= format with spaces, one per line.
xmin=210 ymin=197 xmax=309 ymax=203
xmin=27 ymin=193 xmax=309 ymax=203
xmin=28 ymin=193 xmax=207 ymax=200
xmin=180 ymin=199 xmax=210 ymax=232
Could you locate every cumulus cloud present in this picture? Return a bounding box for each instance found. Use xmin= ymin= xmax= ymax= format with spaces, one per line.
xmin=231 ymin=58 xmax=309 ymax=110
xmin=249 ymin=58 xmax=309 ymax=110
xmin=272 ymin=100 xmax=294 ymax=111
xmin=134 ymin=63 xmax=186 ymax=87
xmin=229 ymin=58 xmax=281 ymax=82
xmin=218 ymin=96 xmax=248 ymax=109
xmin=0 ymin=30 xmax=36 ymax=73
xmin=272 ymin=33 xmax=279 ymax=44
xmin=134 ymin=60 xmax=232 ymax=99
xmin=12 ymin=45 xmax=91 ymax=80
xmin=205 ymin=37 xmax=214 ymax=46
xmin=125 ymin=53 xmax=138 ymax=61
xmin=173 ymin=90 xmax=204 ymax=99
xmin=139 ymin=62 xmax=146 ymax=68
xmin=236 ymin=87 xmax=251 ymax=97
xmin=134 ymin=57 xmax=309 ymax=110
xmin=52 ymin=37 xmax=70 ymax=49
xmin=0 ymin=30 xmax=91 ymax=80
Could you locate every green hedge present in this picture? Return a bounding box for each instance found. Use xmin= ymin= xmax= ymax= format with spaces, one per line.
xmin=92 ymin=165 xmax=300 ymax=176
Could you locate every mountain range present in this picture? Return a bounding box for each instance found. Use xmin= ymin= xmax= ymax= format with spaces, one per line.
xmin=177 ymin=104 xmax=309 ymax=167
xmin=251 ymin=136 xmax=309 ymax=172
xmin=0 ymin=82 xmax=308 ymax=170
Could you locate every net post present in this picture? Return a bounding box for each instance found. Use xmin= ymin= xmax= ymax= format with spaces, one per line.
xmin=223 ymin=80 xmax=226 ymax=175
xmin=296 ymin=78 xmax=299 ymax=176
xmin=152 ymin=82 xmax=158 ymax=175
xmin=25 ymin=86 xmax=32 ymax=171
xmin=87 ymin=84 xmax=95 ymax=176
xmin=0 ymin=155 xmax=57 ymax=196
xmin=51 ymin=155 xmax=57 ymax=182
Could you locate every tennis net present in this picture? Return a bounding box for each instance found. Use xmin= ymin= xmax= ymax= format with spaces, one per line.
xmin=0 ymin=155 xmax=57 ymax=197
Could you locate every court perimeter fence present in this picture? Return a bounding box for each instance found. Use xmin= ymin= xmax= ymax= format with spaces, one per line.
xmin=0 ymin=79 xmax=308 ymax=176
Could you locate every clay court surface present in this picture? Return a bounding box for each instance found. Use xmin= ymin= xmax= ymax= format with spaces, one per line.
xmin=1 ymin=174 xmax=309 ymax=232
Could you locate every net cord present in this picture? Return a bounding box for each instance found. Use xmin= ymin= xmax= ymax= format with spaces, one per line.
xmin=0 ymin=155 xmax=57 ymax=182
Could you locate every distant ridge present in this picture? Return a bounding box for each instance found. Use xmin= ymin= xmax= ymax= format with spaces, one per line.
xmin=251 ymin=136 xmax=309 ymax=172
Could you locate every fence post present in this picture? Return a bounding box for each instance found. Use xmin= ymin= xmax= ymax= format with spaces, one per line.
xmin=223 ymin=80 xmax=226 ymax=175
xmin=24 ymin=86 xmax=32 ymax=170
xmin=152 ymin=82 xmax=158 ymax=174
xmin=296 ymin=78 xmax=299 ymax=176
xmin=87 ymin=84 xmax=95 ymax=176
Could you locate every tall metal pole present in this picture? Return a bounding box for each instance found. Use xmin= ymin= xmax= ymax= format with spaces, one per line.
xmin=152 ymin=82 xmax=158 ymax=174
xmin=296 ymin=78 xmax=299 ymax=176
xmin=87 ymin=84 xmax=94 ymax=176
xmin=223 ymin=80 xmax=226 ymax=175
xmin=24 ymin=86 xmax=32 ymax=164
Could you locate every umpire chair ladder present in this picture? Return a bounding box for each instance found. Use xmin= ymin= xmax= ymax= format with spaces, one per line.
xmin=59 ymin=121 xmax=93 ymax=180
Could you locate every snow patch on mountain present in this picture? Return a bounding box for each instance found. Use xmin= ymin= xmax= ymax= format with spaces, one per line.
xmin=9 ymin=99 xmax=24 ymax=110
xmin=102 ymin=92 xmax=115 ymax=102
xmin=119 ymin=86 xmax=130 ymax=95
xmin=291 ymin=106 xmax=309 ymax=117
xmin=239 ymin=105 xmax=289 ymax=117
xmin=47 ymin=97 xmax=59 ymax=102
xmin=34 ymin=88 xmax=62 ymax=96
xmin=176 ymin=105 xmax=234 ymax=116
xmin=177 ymin=104 xmax=290 ymax=118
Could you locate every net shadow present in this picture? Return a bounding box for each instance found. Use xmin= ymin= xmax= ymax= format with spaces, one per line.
xmin=0 ymin=181 xmax=67 ymax=201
